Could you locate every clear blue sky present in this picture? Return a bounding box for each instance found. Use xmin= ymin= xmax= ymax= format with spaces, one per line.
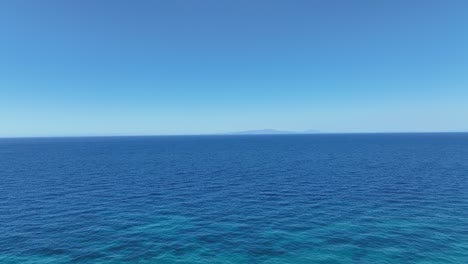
xmin=1 ymin=0 xmax=467 ymax=137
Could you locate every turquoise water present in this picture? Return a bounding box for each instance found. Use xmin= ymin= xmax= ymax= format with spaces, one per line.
xmin=1 ymin=134 xmax=468 ymax=263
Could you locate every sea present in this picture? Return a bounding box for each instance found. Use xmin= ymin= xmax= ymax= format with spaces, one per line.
xmin=1 ymin=133 xmax=467 ymax=263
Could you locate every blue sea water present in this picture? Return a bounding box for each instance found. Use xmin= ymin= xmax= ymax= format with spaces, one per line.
xmin=1 ymin=133 xmax=468 ymax=264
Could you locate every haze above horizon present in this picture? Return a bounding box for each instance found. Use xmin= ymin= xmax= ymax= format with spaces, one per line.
xmin=1 ymin=1 xmax=467 ymax=137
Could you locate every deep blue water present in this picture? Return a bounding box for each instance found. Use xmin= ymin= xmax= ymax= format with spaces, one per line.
xmin=1 ymin=133 xmax=468 ymax=263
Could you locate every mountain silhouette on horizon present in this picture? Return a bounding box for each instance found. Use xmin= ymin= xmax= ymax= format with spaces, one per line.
xmin=226 ymin=129 xmax=322 ymax=135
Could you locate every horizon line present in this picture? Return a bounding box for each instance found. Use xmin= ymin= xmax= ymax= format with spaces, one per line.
xmin=1 ymin=131 xmax=467 ymax=139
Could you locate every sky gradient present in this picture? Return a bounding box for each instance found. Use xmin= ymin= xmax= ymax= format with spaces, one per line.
xmin=1 ymin=0 xmax=467 ymax=137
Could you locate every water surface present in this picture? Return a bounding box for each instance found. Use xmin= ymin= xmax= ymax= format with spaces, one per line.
xmin=1 ymin=134 xmax=467 ymax=263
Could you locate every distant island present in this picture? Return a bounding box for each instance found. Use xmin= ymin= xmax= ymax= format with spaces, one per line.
xmin=226 ymin=129 xmax=322 ymax=135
